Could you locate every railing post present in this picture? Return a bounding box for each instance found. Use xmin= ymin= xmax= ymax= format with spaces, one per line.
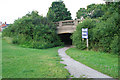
xmin=74 ymin=20 xmax=78 ymax=26
xmin=59 ymin=21 xmax=62 ymax=27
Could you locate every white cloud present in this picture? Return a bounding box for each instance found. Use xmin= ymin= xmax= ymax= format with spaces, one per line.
xmin=0 ymin=0 xmax=105 ymax=24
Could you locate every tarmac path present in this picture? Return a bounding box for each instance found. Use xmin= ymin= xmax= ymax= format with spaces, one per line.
xmin=58 ymin=46 xmax=112 ymax=78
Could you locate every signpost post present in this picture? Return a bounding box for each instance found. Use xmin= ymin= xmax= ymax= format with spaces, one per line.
xmin=82 ymin=28 xmax=88 ymax=50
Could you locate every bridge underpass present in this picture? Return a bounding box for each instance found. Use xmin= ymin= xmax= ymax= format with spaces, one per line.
xmin=58 ymin=33 xmax=72 ymax=45
xmin=55 ymin=19 xmax=82 ymax=45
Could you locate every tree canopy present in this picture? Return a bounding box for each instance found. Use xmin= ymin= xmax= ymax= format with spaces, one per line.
xmin=76 ymin=8 xmax=88 ymax=19
xmin=47 ymin=1 xmax=72 ymax=22
xmin=76 ymin=4 xmax=105 ymax=19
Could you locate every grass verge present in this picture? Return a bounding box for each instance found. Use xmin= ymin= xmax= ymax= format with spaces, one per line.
xmin=0 ymin=32 xmax=2 ymax=79
xmin=2 ymin=40 xmax=70 ymax=78
xmin=66 ymin=48 xmax=118 ymax=78
xmin=0 ymin=32 xmax=2 ymax=37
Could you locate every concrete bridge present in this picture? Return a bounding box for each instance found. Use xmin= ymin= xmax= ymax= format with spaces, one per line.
xmin=54 ymin=19 xmax=82 ymax=34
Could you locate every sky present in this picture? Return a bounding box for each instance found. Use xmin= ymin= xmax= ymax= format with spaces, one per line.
xmin=0 ymin=0 xmax=105 ymax=24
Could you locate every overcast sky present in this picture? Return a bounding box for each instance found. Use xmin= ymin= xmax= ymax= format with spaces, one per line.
xmin=0 ymin=0 xmax=105 ymax=24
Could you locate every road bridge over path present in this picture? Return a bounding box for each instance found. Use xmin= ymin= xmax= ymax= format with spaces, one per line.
xmin=54 ymin=19 xmax=82 ymax=34
xmin=54 ymin=19 xmax=84 ymax=45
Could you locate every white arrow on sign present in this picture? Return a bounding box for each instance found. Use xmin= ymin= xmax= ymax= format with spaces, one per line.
xmin=82 ymin=28 xmax=88 ymax=32
xmin=82 ymin=28 xmax=88 ymax=39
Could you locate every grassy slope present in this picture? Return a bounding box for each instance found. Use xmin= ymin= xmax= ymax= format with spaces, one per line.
xmin=2 ymin=40 xmax=70 ymax=78
xmin=0 ymin=32 xmax=1 ymax=37
xmin=66 ymin=48 xmax=118 ymax=78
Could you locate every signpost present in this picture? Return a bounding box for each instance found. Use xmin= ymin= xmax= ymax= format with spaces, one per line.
xmin=82 ymin=28 xmax=88 ymax=50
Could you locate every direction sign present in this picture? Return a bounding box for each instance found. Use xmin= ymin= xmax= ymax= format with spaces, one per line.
xmin=82 ymin=28 xmax=89 ymax=50
xmin=82 ymin=28 xmax=88 ymax=39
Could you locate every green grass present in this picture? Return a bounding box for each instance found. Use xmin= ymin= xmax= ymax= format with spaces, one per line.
xmin=0 ymin=32 xmax=2 ymax=38
xmin=66 ymin=48 xmax=118 ymax=78
xmin=0 ymin=32 xmax=2 ymax=79
xmin=2 ymin=40 xmax=70 ymax=78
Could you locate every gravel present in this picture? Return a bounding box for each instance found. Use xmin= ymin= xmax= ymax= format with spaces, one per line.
xmin=58 ymin=47 xmax=112 ymax=78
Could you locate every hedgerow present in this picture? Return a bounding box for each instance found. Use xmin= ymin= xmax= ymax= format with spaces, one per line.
xmin=3 ymin=11 xmax=63 ymax=49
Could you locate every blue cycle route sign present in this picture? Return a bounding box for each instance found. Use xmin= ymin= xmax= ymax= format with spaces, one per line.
xmin=82 ymin=28 xmax=88 ymax=39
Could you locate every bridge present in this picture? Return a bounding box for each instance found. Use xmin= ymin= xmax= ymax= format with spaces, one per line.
xmin=54 ymin=19 xmax=82 ymax=34
xmin=54 ymin=19 xmax=84 ymax=45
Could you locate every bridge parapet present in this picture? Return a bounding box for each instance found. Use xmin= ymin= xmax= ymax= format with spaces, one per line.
xmin=54 ymin=19 xmax=81 ymax=34
xmin=54 ymin=19 xmax=80 ymax=27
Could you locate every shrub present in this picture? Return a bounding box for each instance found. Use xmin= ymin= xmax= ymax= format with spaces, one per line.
xmin=92 ymin=12 xmax=119 ymax=53
xmin=72 ymin=18 xmax=96 ymax=50
xmin=3 ymin=11 xmax=63 ymax=49
xmin=110 ymin=35 xmax=120 ymax=54
xmin=73 ymin=2 xmax=120 ymax=54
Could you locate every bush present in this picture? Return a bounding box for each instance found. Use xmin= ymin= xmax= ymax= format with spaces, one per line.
xmin=72 ymin=18 xmax=96 ymax=50
xmin=110 ymin=35 xmax=120 ymax=54
xmin=73 ymin=2 xmax=120 ymax=54
xmin=3 ymin=11 xmax=63 ymax=49
xmin=92 ymin=12 xmax=119 ymax=53
xmin=73 ymin=17 xmax=119 ymax=53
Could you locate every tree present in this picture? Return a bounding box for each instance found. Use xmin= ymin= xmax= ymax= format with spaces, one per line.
xmin=87 ymin=4 xmax=105 ymax=18
xmin=90 ymin=9 xmax=104 ymax=18
xmin=47 ymin=1 xmax=72 ymax=22
xmin=76 ymin=8 xmax=88 ymax=19
xmin=87 ymin=4 xmax=96 ymax=13
xmin=76 ymin=4 xmax=105 ymax=19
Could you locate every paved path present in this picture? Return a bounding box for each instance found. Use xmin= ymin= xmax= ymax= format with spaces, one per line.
xmin=58 ymin=47 xmax=112 ymax=78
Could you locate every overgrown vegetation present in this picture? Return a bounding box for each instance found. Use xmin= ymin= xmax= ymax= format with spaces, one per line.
xmin=3 ymin=1 xmax=73 ymax=49
xmin=66 ymin=48 xmax=118 ymax=78
xmin=72 ymin=2 xmax=120 ymax=54
xmin=3 ymin=11 xmax=63 ymax=49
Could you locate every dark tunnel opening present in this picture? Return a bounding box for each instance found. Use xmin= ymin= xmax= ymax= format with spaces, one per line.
xmin=58 ymin=33 xmax=72 ymax=46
